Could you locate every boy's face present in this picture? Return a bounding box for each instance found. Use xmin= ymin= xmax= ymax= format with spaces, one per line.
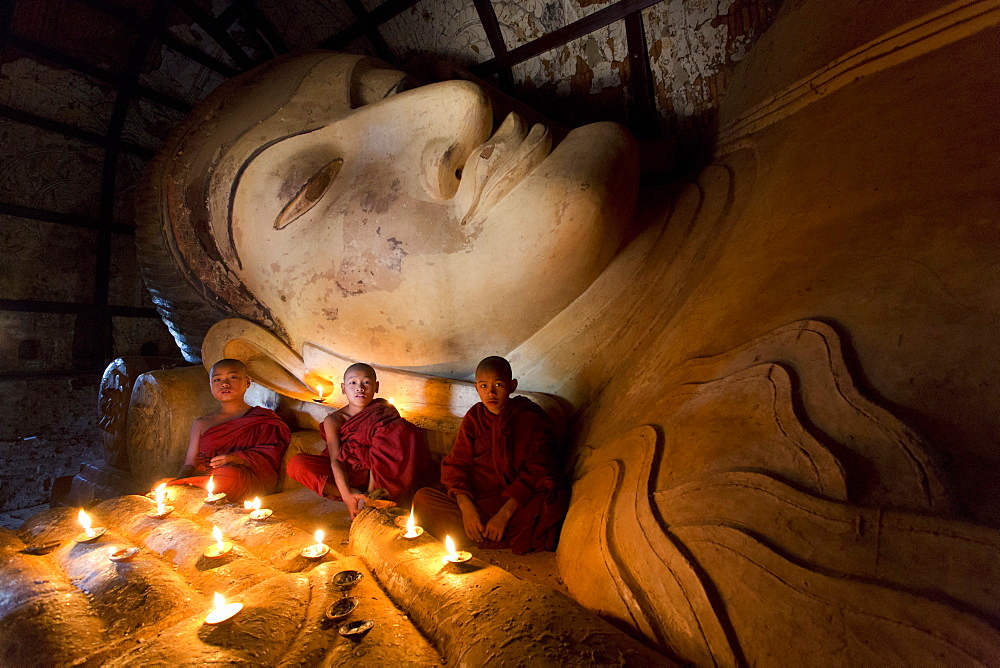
xmin=475 ymin=369 xmax=518 ymax=415
xmin=341 ymin=369 xmax=378 ymax=409
xmin=210 ymin=364 xmax=251 ymax=402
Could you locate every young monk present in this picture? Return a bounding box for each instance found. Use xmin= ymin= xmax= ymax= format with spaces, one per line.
xmin=285 ymin=363 xmax=427 ymax=519
xmin=169 ymin=358 xmax=290 ymax=501
xmin=412 ymin=356 xmax=569 ymax=554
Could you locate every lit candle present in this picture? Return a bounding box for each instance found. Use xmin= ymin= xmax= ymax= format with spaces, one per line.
xmin=213 ymin=526 xmax=225 ymax=551
xmin=204 ymin=525 xmax=233 ymax=558
xmin=75 ymin=509 xmax=106 ymax=543
xmin=402 ymin=507 xmax=423 ymax=539
xmin=313 ymin=384 xmax=327 ymax=404
xmin=442 ymin=535 xmax=471 ymax=564
xmin=248 ymin=496 xmax=271 ymax=521
xmin=301 ymin=528 xmax=329 ymax=558
xmin=243 ymin=499 xmax=254 ymax=510
xmin=147 ymin=483 xmax=173 ymax=518
xmin=79 ymin=509 xmax=95 ymax=538
xmin=154 ymin=483 xmax=166 ymax=514
xmin=204 ymin=591 xmax=243 ymax=624
xmin=204 ymin=476 xmax=226 ymax=503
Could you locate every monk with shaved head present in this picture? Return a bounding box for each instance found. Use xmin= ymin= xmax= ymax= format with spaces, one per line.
xmin=286 ymin=362 xmax=427 ymax=518
xmin=413 ymin=356 xmax=569 ymax=554
xmin=170 ymin=358 xmax=290 ymax=501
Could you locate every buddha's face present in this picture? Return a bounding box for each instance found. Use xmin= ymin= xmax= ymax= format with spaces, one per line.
xmin=206 ymin=54 xmax=638 ymax=375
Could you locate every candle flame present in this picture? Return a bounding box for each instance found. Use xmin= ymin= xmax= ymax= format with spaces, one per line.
xmin=213 ymin=525 xmax=224 ymax=549
xmin=206 ymin=475 xmax=215 ymax=498
xmin=405 ymin=507 xmax=418 ymax=537
xmin=213 ymin=591 xmax=225 ymax=608
xmin=154 ymin=483 xmax=166 ymax=513
xmin=78 ymin=509 xmax=95 ymax=538
xmin=314 ymin=529 xmax=325 ymax=546
xmin=444 ymin=535 xmax=457 ymax=557
xmin=316 ymin=384 xmax=325 ymax=400
xmin=252 ymin=497 xmax=261 ymax=512
xmin=387 ymin=397 xmax=394 ymax=404
xmin=243 ymin=499 xmax=253 ymax=510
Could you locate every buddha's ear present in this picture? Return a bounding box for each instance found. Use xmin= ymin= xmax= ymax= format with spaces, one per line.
xmin=202 ymin=318 xmax=314 ymax=401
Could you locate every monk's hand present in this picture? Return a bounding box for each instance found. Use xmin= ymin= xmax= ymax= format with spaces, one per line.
xmin=343 ymin=491 xmax=366 ymax=520
xmin=484 ymin=502 xmax=517 ymax=542
xmin=209 ymin=454 xmax=236 ymax=468
xmin=456 ymin=495 xmax=484 ymax=543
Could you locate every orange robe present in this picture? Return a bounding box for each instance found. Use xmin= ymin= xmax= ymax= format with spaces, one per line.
xmin=414 ymin=396 xmax=569 ymax=553
xmin=170 ymin=406 xmax=290 ymax=500
xmin=285 ymin=399 xmax=427 ymax=504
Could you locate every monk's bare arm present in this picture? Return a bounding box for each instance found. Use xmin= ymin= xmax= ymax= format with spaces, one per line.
xmin=455 ymin=494 xmax=485 ymax=542
xmin=323 ymin=413 xmax=365 ymax=518
xmin=177 ymin=418 xmax=205 ymax=478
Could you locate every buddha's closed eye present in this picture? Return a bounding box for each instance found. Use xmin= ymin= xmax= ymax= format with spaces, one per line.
xmin=274 ymin=158 xmax=343 ymax=230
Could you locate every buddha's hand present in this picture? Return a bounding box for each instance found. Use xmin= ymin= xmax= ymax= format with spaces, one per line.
xmin=456 ymin=495 xmax=484 ymax=542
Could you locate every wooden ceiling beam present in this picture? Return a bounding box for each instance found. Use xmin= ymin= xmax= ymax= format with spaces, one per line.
xmin=240 ymin=0 xmax=287 ymax=56
xmin=318 ymin=0 xmax=422 ymax=50
xmin=175 ymin=0 xmax=254 ymax=70
xmin=341 ymin=0 xmax=396 ymax=63
xmin=0 ymin=103 xmax=155 ymax=159
xmin=0 ymin=300 xmax=159 ymax=318
xmin=470 ymin=0 xmax=513 ymax=88
xmin=624 ymin=10 xmax=657 ymax=138
xmin=0 ymin=202 xmax=134 ymax=235
xmin=2 ymin=33 xmax=192 ymax=112
xmin=474 ymin=0 xmax=665 ymax=76
xmin=71 ymin=0 xmax=240 ymax=76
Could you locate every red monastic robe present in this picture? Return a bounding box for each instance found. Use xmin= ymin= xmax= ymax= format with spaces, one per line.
xmin=416 ymin=396 xmax=569 ymax=553
xmin=170 ymin=406 xmax=290 ymax=500
xmin=285 ymin=398 xmax=427 ymax=503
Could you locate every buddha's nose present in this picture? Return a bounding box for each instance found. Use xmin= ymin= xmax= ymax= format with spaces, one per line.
xmin=416 ymin=80 xmax=492 ymax=201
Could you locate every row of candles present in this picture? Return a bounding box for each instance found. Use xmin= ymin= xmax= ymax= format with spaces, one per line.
xmin=72 ymin=479 xmax=470 ymax=624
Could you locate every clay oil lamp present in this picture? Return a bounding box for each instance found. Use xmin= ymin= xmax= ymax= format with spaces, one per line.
xmin=108 ymin=546 xmax=140 ymax=562
xmin=338 ymin=619 xmax=374 ymax=640
xmin=248 ymin=496 xmax=272 ymax=521
xmin=332 ymin=569 xmax=363 ymax=591
xmin=204 ymin=591 xmax=243 ymax=624
xmin=312 ymin=383 xmax=328 ymax=404
xmin=74 ymin=509 xmax=106 ymax=543
xmin=147 ymin=483 xmax=173 ymax=518
xmin=442 ymin=535 xmax=471 ymax=564
xmin=400 ymin=507 xmax=423 ymax=539
xmin=325 ymin=596 xmax=359 ymax=622
xmin=204 ymin=525 xmax=233 ymax=558
xmin=204 ymin=475 xmax=226 ymax=504
xmin=301 ymin=529 xmax=329 ymax=559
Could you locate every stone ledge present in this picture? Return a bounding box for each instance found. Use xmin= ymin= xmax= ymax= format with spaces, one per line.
xmin=349 ymin=507 xmax=673 ymax=666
